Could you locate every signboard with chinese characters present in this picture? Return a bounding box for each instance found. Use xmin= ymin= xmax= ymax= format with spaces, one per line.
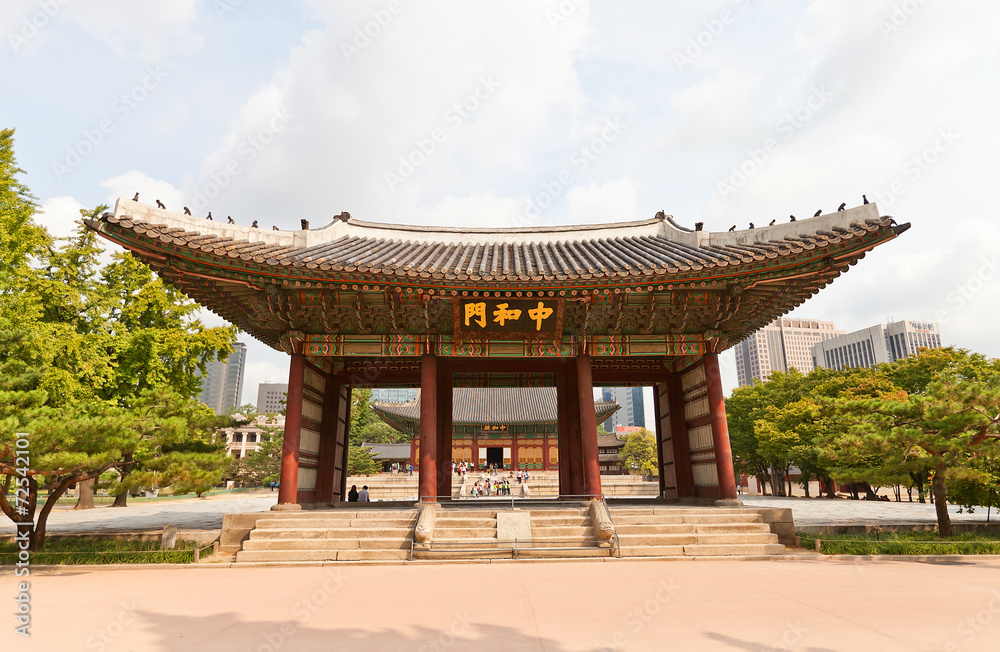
xmin=453 ymin=298 xmax=564 ymax=338
xmin=482 ymin=425 xmax=508 ymax=432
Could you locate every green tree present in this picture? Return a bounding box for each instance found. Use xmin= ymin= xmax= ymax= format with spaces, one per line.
xmin=0 ymin=128 xmax=43 ymax=284
xmin=825 ymin=348 xmax=1000 ymax=536
xmin=621 ymin=428 xmax=658 ymax=477
xmin=347 ymin=444 xmax=381 ymax=476
xmin=353 ymin=420 xmax=409 ymax=445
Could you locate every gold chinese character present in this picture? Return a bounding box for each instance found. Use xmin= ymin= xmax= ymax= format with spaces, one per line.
xmin=492 ymin=303 xmax=522 ymax=326
xmin=464 ymin=301 xmax=486 ymax=328
xmin=528 ymin=302 xmax=554 ymax=331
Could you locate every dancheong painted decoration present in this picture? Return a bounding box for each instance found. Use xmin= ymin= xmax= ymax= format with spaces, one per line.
xmin=87 ymin=199 xmax=908 ymax=505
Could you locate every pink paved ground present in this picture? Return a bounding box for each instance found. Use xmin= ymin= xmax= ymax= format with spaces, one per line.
xmin=4 ymin=558 xmax=1000 ymax=651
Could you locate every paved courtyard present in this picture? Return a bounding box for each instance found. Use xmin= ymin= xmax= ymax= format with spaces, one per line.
xmin=4 ymin=558 xmax=1000 ymax=650
xmin=0 ymin=490 xmax=992 ymax=537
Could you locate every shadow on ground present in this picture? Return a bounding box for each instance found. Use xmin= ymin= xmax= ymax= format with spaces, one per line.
xmin=131 ymin=610 xmax=569 ymax=652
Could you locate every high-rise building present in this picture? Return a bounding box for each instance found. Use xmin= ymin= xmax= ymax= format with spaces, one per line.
xmin=371 ymin=387 xmax=418 ymax=404
xmin=600 ymin=387 xmax=645 ymax=431
xmin=196 ymin=342 xmax=247 ymax=415
xmin=735 ymin=318 xmax=845 ymax=386
xmin=813 ymin=320 xmax=942 ymax=371
xmin=256 ymin=383 xmax=288 ymax=414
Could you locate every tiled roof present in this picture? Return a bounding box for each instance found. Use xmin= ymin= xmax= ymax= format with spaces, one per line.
xmin=88 ymin=201 xmax=906 ymax=282
xmin=372 ymin=387 xmax=620 ymax=425
xmin=597 ymin=433 xmax=625 ymax=448
xmin=360 ymin=442 xmax=411 ymax=460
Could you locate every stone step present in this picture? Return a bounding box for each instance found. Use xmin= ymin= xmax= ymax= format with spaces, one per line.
xmin=613 ymin=516 xmax=687 ymax=526
xmin=680 ymin=514 xmax=762 ymax=524
xmin=694 ymin=523 xmax=771 ymax=534
xmin=531 ymin=526 xmax=594 ymax=537
xmin=433 ymin=517 xmax=498 ymax=528
xmin=615 ymin=524 xmax=696 ymax=535
xmin=237 ymin=549 xmax=408 ymax=563
xmin=682 ymin=543 xmax=786 ymax=557
xmin=249 ymin=527 xmax=413 ymax=540
xmin=619 ymin=545 xmax=685 ymax=557
xmin=433 ymin=527 xmax=497 ymax=538
xmin=530 ymin=537 xmax=602 ymax=548
xmin=434 ymin=510 xmax=496 ymax=519
xmin=617 ymin=534 xmax=698 ymax=546
xmin=254 ymin=517 xmax=416 ymax=529
xmin=695 ymin=533 xmax=779 ymax=545
xmin=243 ymin=538 xmax=411 ymax=551
xmin=610 ymin=508 xmax=749 ymax=516
xmin=530 ymin=516 xmax=590 ymax=527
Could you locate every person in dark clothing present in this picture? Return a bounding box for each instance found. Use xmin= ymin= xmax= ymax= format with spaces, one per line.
xmin=348 ymin=485 xmax=359 ymax=502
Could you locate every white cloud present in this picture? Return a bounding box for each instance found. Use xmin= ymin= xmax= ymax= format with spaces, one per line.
xmin=99 ymin=170 xmax=184 ymax=214
xmin=36 ymin=195 xmax=86 ymax=239
xmin=566 ymin=177 xmax=642 ymax=224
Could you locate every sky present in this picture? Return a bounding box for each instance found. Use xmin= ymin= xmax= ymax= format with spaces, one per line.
xmin=4 ymin=0 xmax=999 ymax=407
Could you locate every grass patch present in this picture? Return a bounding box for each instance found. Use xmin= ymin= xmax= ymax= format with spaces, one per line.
xmin=0 ymin=538 xmax=214 ymax=565
xmin=799 ymin=531 xmax=1000 ymax=555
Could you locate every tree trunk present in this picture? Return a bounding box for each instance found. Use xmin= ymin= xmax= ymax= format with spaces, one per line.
xmin=112 ymin=453 xmax=134 ymax=507
xmin=112 ymin=491 xmax=128 ymax=507
xmin=74 ymin=477 xmax=96 ymax=510
xmin=803 ymin=476 xmax=811 ymax=498
xmin=823 ymin=476 xmax=837 ymax=499
xmin=911 ymin=472 xmax=926 ymax=503
xmin=932 ymin=466 xmax=952 ymax=537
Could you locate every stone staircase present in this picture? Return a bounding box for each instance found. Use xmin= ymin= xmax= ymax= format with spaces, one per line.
xmin=344 ymin=471 xmax=659 ymax=501
xmin=610 ymin=506 xmax=786 ymax=558
xmin=412 ymin=504 xmax=613 ymax=559
xmin=235 ymin=508 xmax=417 ymax=563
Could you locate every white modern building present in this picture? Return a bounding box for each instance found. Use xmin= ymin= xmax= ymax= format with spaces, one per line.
xmin=735 ymin=318 xmax=845 ymax=386
xmin=813 ymin=320 xmax=942 ymax=371
xmin=223 ymin=415 xmax=284 ymax=459
xmin=256 ymin=383 xmax=288 ymax=414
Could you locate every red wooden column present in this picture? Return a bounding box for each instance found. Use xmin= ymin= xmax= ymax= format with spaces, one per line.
xmin=314 ymin=378 xmax=341 ymax=503
xmin=338 ymin=387 xmax=353 ymax=501
xmin=418 ymin=354 xmax=438 ymax=502
xmin=277 ymin=352 xmax=305 ymax=506
xmin=560 ymin=359 xmax=584 ymax=496
xmin=555 ymin=363 xmax=570 ymax=493
xmin=704 ymin=353 xmax=738 ymax=500
xmin=436 ymin=361 xmax=453 ymax=500
xmin=652 ymin=382 xmax=665 ymax=497
xmin=667 ymin=373 xmax=695 ymax=498
xmin=576 ymin=354 xmax=603 ymax=499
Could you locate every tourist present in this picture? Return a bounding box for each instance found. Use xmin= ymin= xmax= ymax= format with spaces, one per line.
xmin=358 ymin=485 xmax=370 ymax=502
xmin=517 ymin=470 xmax=522 ymax=484
xmin=348 ymin=485 xmax=359 ymax=502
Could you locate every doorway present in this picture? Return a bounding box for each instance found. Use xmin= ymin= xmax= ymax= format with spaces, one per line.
xmin=486 ymin=447 xmax=503 ymax=469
